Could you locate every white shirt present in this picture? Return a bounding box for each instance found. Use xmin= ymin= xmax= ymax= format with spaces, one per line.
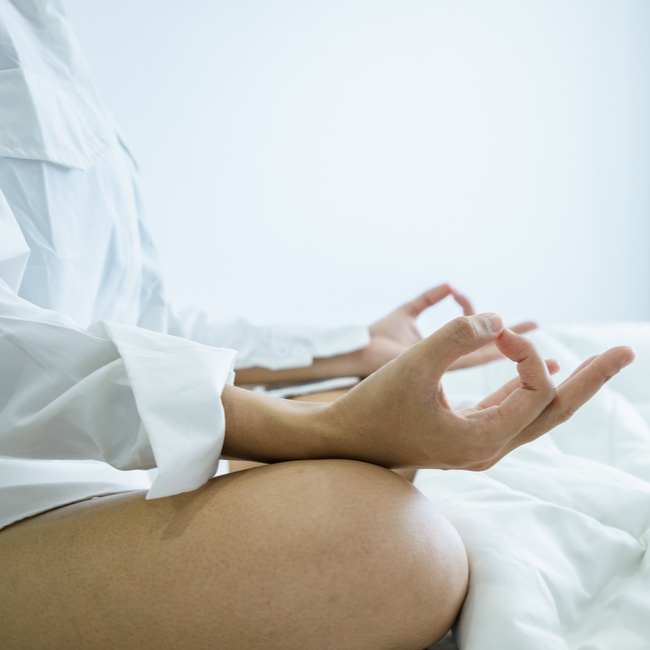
xmin=0 ymin=0 xmax=370 ymax=530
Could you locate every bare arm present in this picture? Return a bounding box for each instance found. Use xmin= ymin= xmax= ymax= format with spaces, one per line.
xmin=228 ymin=387 xmax=418 ymax=481
xmin=235 ymin=284 xmax=536 ymax=386
xmin=233 ymin=349 xmax=366 ymax=385
xmin=223 ymin=314 xmax=634 ymax=470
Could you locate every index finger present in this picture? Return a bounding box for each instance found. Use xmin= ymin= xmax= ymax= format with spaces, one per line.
xmin=404 ymin=284 xmax=453 ymax=317
xmin=469 ymin=328 xmax=556 ymax=438
xmin=471 ymin=358 xmax=560 ymax=411
xmin=510 ymin=321 xmax=538 ymax=335
xmin=450 ymin=289 xmax=475 ymax=316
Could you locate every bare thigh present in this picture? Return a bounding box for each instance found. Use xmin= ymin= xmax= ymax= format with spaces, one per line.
xmin=0 ymin=459 xmax=467 ymax=650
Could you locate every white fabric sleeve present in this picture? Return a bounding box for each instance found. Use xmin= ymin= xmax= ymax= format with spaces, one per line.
xmin=0 ymin=196 xmax=236 ymax=500
xmin=135 ymin=216 xmax=370 ymax=371
xmin=165 ymin=310 xmax=371 ymax=371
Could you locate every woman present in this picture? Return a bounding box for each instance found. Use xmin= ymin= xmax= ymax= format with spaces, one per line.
xmin=0 ymin=2 xmax=633 ymax=648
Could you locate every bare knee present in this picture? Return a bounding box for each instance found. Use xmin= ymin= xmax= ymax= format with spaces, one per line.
xmin=209 ymin=459 xmax=468 ymax=648
xmin=0 ymin=459 xmax=467 ymax=650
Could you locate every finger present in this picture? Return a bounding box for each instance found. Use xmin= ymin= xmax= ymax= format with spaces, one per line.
xmin=559 ymin=355 xmax=598 ymax=384
xmin=450 ymin=325 xmax=545 ymax=370
xmin=510 ymin=321 xmax=538 ymax=335
xmin=450 ymin=289 xmax=475 ymax=316
xmin=404 ymin=284 xmax=453 ymax=317
xmin=448 ymin=345 xmax=505 ymax=370
xmin=505 ymin=346 xmax=635 ymax=450
xmin=417 ymin=313 xmax=504 ymax=381
xmin=472 ymin=329 xmax=556 ymax=436
xmin=547 ymin=359 xmax=561 ymax=375
xmin=473 ymin=359 xmax=560 ymax=410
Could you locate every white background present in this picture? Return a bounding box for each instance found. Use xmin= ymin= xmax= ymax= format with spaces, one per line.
xmin=64 ymin=0 xmax=650 ymax=336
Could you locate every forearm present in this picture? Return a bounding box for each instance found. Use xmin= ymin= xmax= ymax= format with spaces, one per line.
xmin=233 ymin=349 xmax=366 ymax=386
xmin=220 ymin=385 xmax=338 ymax=462
xmin=220 ymin=381 xmax=411 ymax=470
xmin=227 ymin=385 xmax=420 ymax=482
xmin=222 ymin=314 xmax=635 ymax=479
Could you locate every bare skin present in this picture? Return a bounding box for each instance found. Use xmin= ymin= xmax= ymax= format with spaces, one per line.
xmin=230 ymin=389 xmax=418 ymax=481
xmin=219 ymin=315 xmax=632 ymax=471
xmin=0 ymin=460 xmax=468 ymax=650
xmin=0 ymin=291 xmax=635 ymax=649
xmin=234 ymin=284 xmax=538 ymax=386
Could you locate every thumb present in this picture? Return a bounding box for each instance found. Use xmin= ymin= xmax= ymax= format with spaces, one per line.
xmin=403 ymin=284 xmax=453 ymax=317
xmin=418 ymin=313 xmax=504 ymax=380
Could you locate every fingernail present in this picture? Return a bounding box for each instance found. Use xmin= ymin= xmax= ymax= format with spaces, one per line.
xmin=481 ymin=312 xmax=503 ymax=332
xmin=622 ymin=351 xmax=636 ymax=368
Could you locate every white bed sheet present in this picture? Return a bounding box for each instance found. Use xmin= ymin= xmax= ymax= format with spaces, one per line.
xmin=418 ymin=323 xmax=650 ymax=650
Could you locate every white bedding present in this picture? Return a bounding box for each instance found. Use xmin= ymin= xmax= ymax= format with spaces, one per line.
xmin=420 ymin=323 xmax=650 ymax=650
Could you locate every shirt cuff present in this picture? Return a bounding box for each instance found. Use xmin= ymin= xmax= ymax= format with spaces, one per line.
xmin=247 ymin=324 xmax=371 ymax=370
xmin=100 ymin=321 xmax=237 ymax=499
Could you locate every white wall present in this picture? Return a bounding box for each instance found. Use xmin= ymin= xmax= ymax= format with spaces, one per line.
xmin=64 ymin=0 xmax=650 ymax=336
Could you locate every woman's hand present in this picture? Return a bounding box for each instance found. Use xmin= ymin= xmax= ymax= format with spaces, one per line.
xmin=359 ymin=284 xmax=537 ymax=375
xmin=223 ymin=313 xmax=634 ymax=470
xmin=324 ymin=314 xmax=635 ymax=470
xmin=233 ymin=283 xmax=475 ymax=385
xmin=234 ymin=284 xmax=538 ymax=386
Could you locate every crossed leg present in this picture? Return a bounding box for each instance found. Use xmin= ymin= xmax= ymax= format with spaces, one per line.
xmin=0 ymin=459 xmax=467 ymax=650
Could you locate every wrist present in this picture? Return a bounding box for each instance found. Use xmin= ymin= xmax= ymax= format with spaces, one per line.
xmin=221 ymin=385 xmax=339 ymax=463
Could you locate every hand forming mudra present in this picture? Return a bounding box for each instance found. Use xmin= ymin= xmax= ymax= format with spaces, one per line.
xmin=222 ymin=310 xmax=635 ymax=471
xmin=332 ymin=312 xmax=634 ymax=470
xmin=360 ymin=282 xmax=538 ymax=375
xmin=233 ymin=283 xmax=538 ymax=385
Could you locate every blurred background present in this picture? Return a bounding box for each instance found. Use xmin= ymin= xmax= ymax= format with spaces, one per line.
xmin=64 ymin=0 xmax=650 ymax=335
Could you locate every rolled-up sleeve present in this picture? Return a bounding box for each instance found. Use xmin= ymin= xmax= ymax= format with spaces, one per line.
xmin=134 ymin=215 xmax=370 ymax=372
xmin=0 ymin=195 xmax=236 ymax=500
xmin=166 ymin=310 xmax=371 ymax=371
xmin=0 ymin=281 xmax=236 ymax=499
